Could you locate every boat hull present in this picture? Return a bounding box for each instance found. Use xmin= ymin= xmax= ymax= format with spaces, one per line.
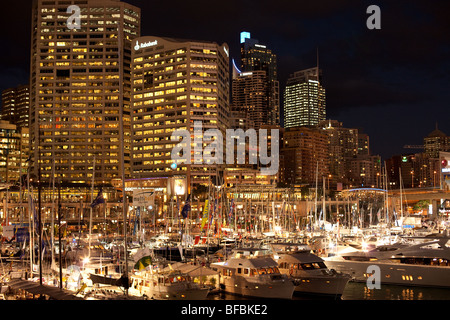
xmin=325 ymin=259 xmax=450 ymax=288
xmin=219 ymin=276 xmax=294 ymax=300
xmin=131 ymin=284 xmax=209 ymax=300
xmin=291 ymin=275 xmax=350 ymax=296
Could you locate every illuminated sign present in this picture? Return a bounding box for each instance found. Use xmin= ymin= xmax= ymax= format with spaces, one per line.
xmin=174 ymin=179 xmax=186 ymax=195
xmin=240 ymin=31 xmax=250 ymax=44
xmin=134 ymin=40 xmax=158 ymax=51
xmin=132 ymin=190 xmax=155 ymax=207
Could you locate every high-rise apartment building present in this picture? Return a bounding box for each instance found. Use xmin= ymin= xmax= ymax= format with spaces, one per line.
xmin=1 ymin=84 xmax=30 ymax=129
xmin=30 ymin=0 xmax=140 ymax=184
xmin=319 ymin=120 xmax=358 ymax=186
xmin=236 ymin=32 xmax=279 ymax=127
xmin=284 ymin=67 xmax=326 ymax=128
xmin=319 ymin=119 xmax=379 ymax=188
xmin=231 ymin=70 xmax=269 ymax=129
xmin=281 ymin=126 xmax=329 ymax=186
xmin=130 ymin=36 xmax=230 ymax=186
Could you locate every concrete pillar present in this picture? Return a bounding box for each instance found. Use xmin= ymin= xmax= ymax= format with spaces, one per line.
xmin=432 ymin=199 xmax=439 ymax=217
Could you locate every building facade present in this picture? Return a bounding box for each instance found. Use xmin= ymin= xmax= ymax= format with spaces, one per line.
xmin=231 ymin=70 xmax=270 ymax=130
xmin=238 ymin=32 xmax=279 ymax=127
xmin=130 ymin=36 xmax=230 ymax=188
xmin=284 ymin=67 xmax=326 ymax=128
xmin=1 ymin=84 xmax=30 ymax=129
xmin=29 ymin=0 xmax=141 ymax=185
xmin=0 ymin=121 xmax=29 ymax=184
xmin=281 ymin=126 xmax=329 ymax=186
xmin=424 ymin=126 xmax=449 ymax=159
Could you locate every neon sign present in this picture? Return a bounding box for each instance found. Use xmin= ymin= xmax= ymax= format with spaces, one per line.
xmin=134 ymin=40 xmax=158 ymax=51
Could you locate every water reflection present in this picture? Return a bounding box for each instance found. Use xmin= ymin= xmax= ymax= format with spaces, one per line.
xmin=342 ymin=282 xmax=450 ymax=300
xmin=207 ymin=283 xmax=450 ymax=300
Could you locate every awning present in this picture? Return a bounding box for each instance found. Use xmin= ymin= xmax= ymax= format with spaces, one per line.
xmin=6 ymin=279 xmax=83 ymax=300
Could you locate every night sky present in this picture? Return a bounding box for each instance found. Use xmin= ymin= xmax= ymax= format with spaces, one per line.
xmin=0 ymin=0 xmax=448 ymax=161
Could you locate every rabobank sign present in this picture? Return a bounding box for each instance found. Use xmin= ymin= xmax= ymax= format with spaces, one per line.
xmin=134 ymin=40 xmax=158 ymax=51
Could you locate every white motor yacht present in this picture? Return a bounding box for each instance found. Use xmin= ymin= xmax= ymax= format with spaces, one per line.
xmin=129 ymin=268 xmax=209 ymax=300
xmin=210 ymin=248 xmax=295 ymax=299
xmin=269 ymin=243 xmax=351 ymax=297
xmin=324 ymin=238 xmax=450 ymax=287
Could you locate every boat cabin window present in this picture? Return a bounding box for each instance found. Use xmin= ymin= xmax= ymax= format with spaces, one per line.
xmin=244 ymin=268 xmax=249 ymax=275
xmin=237 ymin=268 xmax=242 ymax=274
xmin=300 ymin=262 xmax=326 ymax=270
xmin=257 ymin=267 xmax=280 ymax=275
xmin=222 ymin=269 xmax=233 ymax=276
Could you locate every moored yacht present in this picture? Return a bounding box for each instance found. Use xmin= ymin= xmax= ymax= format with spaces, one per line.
xmin=269 ymin=243 xmax=351 ymax=297
xmin=210 ymin=248 xmax=295 ymax=299
xmin=324 ymin=238 xmax=450 ymax=287
xmin=129 ymin=268 xmax=209 ymax=300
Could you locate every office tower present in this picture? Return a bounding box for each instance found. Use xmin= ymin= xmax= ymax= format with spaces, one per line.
xmin=30 ymin=0 xmax=141 ymax=184
xmin=231 ymin=70 xmax=270 ymax=130
xmin=1 ymin=84 xmax=30 ymax=129
xmin=284 ymin=67 xmax=326 ymax=128
xmin=131 ymin=36 xmax=230 ymax=186
xmin=236 ymin=32 xmax=279 ymax=127
xmin=281 ymin=126 xmax=329 ymax=186
xmin=0 ymin=121 xmax=29 ymax=183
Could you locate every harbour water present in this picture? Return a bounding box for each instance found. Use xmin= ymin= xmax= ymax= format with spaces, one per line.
xmin=341 ymin=282 xmax=450 ymax=300
xmin=207 ymin=282 xmax=450 ymax=300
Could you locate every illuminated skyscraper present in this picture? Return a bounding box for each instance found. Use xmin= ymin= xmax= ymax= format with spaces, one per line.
xmin=1 ymin=84 xmax=30 ymax=129
xmin=235 ymin=31 xmax=279 ymax=127
xmin=281 ymin=126 xmax=329 ymax=185
xmin=0 ymin=121 xmax=29 ymax=183
xmin=29 ymin=0 xmax=141 ymax=184
xmin=231 ymin=70 xmax=269 ymax=129
xmin=284 ymin=67 xmax=326 ymax=128
xmin=131 ymin=36 xmax=230 ymax=186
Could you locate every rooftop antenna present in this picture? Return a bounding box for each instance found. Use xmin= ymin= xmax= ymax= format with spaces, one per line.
xmin=316 ymin=47 xmax=319 ymax=71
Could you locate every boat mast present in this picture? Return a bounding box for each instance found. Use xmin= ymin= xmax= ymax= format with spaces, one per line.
xmin=51 ymin=159 xmax=56 ymax=271
xmin=58 ymin=179 xmax=62 ymax=289
xmin=38 ymin=131 xmax=43 ymax=285
xmin=88 ymin=154 xmax=95 ymax=259
xmin=399 ymin=167 xmax=403 ymax=227
xmin=314 ymin=161 xmax=319 ymax=231
xmin=27 ymin=162 xmax=33 ymax=278
xmin=118 ymin=22 xmax=129 ymax=294
xmin=323 ymin=175 xmax=326 ymax=227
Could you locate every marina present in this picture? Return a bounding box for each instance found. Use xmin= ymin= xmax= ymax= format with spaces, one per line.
xmin=2 ymin=189 xmax=450 ymax=302
xmin=0 ymin=0 xmax=448 ymax=312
